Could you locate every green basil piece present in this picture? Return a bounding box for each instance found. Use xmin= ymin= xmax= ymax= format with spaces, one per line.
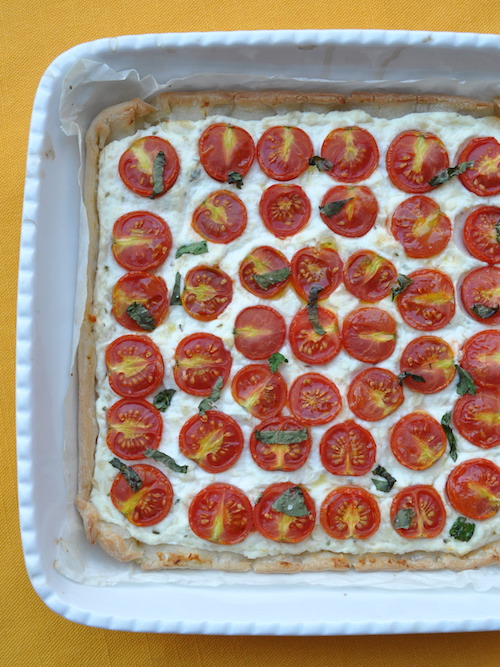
xmin=455 ymin=364 xmax=477 ymax=396
xmin=175 ymin=241 xmax=208 ymax=258
xmin=268 ymin=352 xmax=288 ymax=374
xmin=110 ymin=457 xmax=142 ymax=492
xmin=393 ymin=508 xmax=415 ymax=530
xmin=254 ymin=428 xmax=308 ymax=445
xmin=449 ymin=516 xmax=475 ymax=542
xmin=307 ymin=284 xmax=325 ymax=336
xmin=319 ymin=198 xmax=353 ymax=218
xmin=153 ymin=388 xmax=176 ymax=412
xmin=126 ymin=302 xmax=156 ymax=331
xmin=496 ymin=219 xmax=500 ymax=244
xmin=441 ymin=412 xmax=458 ymax=462
xmin=472 ymin=303 xmax=499 ymax=320
xmin=254 ymin=267 xmax=291 ymax=291
xmin=271 ymin=486 xmax=310 ymax=517
xmin=198 ymin=376 xmax=224 ymax=415
xmin=391 ymin=274 xmax=413 ymax=300
xmin=309 ymin=155 xmax=334 ymax=172
xmin=144 ymin=448 xmax=188 ymax=474
xmin=371 ymin=465 xmax=396 ymax=493
xmin=227 ymin=171 xmax=243 ymax=189
xmin=170 ymin=271 xmax=182 ymax=305
xmin=150 ymin=151 xmax=166 ymax=199
xmin=428 ymin=161 xmax=474 ymax=187
xmin=397 ymin=371 xmax=426 ymax=386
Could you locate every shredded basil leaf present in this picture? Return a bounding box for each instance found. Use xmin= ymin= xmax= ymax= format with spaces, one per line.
xmin=153 ymin=388 xmax=176 ymax=412
xmin=441 ymin=412 xmax=458 ymax=462
xmin=110 ymin=457 xmax=142 ymax=492
xmin=319 ymin=198 xmax=353 ymax=218
xmin=397 ymin=371 xmax=426 ymax=386
xmin=391 ymin=274 xmax=413 ymax=300
xmin=126 ymin=302 xmax=156 ymax=331
xmin=455 ymin=364 xmax=477 ymax=396
xmin=150 ymin=151 xmax=166 ymax=198
xmin=371 ymin=465 xmax=396 ymax=493
xmin=254 ymin=428 xmax=308 ymax=444
xmin=144 ymin=448 xmax=188 ymax=474
xmin=253 ymin=267 xmax=291 ymax=290
xmin=198 ymin=376 xmax=224 ymax=415
xmin=175 ymin=241 xmax=208 ymax=258
xmin=307 ymin=284 xmax=325 ymax=335
xmin=393 ymin=508 xmax=415 ymax=530
xmin=496 ymin=219 xmax=500 ymax=244
xmin=309 ymin=155 xmax=334 ymax=172
xmin=170 ymin=271 xmax=182 ymax=305
xmin=268 ymin=352 xmax=288 ymax=374
xmin=472 ymin=303 xmax=499 ymax=319
xmin=271 ymin=486 xmax=310 ymax=517
xmin=428 ymin=161 xmax=474 ymax=187
xmin=449 ymin=516 xmax=475 ymax=542
xmin=227 ymin=171 xmax=243 ymax=189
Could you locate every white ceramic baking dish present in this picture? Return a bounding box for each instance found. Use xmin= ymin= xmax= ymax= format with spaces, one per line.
xmin=17 ymin=29 xmax=500 ymax=634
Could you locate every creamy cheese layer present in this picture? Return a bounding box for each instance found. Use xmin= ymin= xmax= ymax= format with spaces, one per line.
xmin=91 ymin=109 xmax=500 ymax=559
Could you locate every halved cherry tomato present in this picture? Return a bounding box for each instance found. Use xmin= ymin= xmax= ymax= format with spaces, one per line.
xmin=321 ymin=487 xmax=380 ymax=539
xmin=347 ymin=368 xmax=404 ymax=422
xmin=386 ymin=130 xmax=449 ymax=194
xmin=112 ymin=271 xmax=169 ymax=331
xmin=174 ymin=333 xmax=232 ymax=396
xmin=390 ymin=485 xmax=446 ymax=538
xmin=106 ymin=398 xmax=163 ymax=460
xmin=390 ymin=196 xmax=452 ymax=258
xmin=118 ymin=136 xmax=180 ymax=198
xmin=189 ymin=483 xmax=253 ymax=545
xmin=253 ymin=482 xmax=316 ymax=543
xmin=179 ymin=410 xmax=243 ymax=473
xmin=342 ymin=307 xmax=397 ymax=364
xmin=461 ymin=266 xmax=500 ymax=326
xmin=106 ymin=335 xmax=164 ymax=398
xmin=256 ymin=126 xmax=313 ymax=181
xmin=181 ymin=265 xmax=233 ymax=321
xmin=461 ymin=330 xmax=500 ymax=390
xmin=457 ymin=137 xmax=500 ymax=196
xmin=319 ymin=420 xmax=376 ymax=475
xmin=250 ymin=416 xmax=311 ymax=471
xmin=321 ymin=126 xmax=379 ymax=183
xmin=343 ymin=250 xmax=397 ymax=302
xmin=319 ymin=185 xmax=378 ymax=238
xmin=259 ymin=184 xmax=311 ymax=237
xmin=397 ymin=269 xmax=455 ymax=331
xmin=390 ymin=412 xmax=446 ymax=470
xmin=463 ymin=206 xmax=500 ymax=264
xmin=289 ymin=373 xmax=341 ymax=426
xmin=290 ymin=244 xmax=343 ymax=301
xmin=110 ymin=463 xmax=173 ymax=526
xmin=231 ymin=364 xmax=287 ymax=419
xmin=399 ymin=335 xmax=455 ymax=394
xmin=453 ymin=390 xmax=500 ymax=449
xmin=191 ymin=190 xmax=247 ymax=243
xmin=239 ymin=246 xmax=291 ymax=299
xmin=446 ymin=458 xmax=500 ymax=520
xmin=112 ymin=211 xmax=172 ymax=271
xmin=198 ymin=123 xmax=255 ymax=182
xmin=289 ymin=307 xmax=341 ymax=365
xmin=233 ymin=306 xmax=286 ymax=360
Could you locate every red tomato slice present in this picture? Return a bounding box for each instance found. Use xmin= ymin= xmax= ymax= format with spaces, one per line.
xmin=446 ymin=458 xmax=500 ymax=520
xmin=390 ymin=485 xmax=446 ymax=538
xmin=290 ymin=244 xmax=343 ymax=301
xmin=399 ymin=335 xmax=456 ymax=394
xmin=189 ymin=483 xmax=253 ymax=545
xmin=106 ymin=335 xmax=164 ymax=398
xmin=234 ymin=306 xmax=286 ymax=360
xmin=191 ymin=190 xmax=247 ymax=243
xmin=289 ymin=307 xmax=341 ymax=365
xmin=110 ymin=463 xmax=173 ymax=526
xmin=118 ymin=136 xmax=179 ymax=198
xmin=320 ymin=487 xmax=380 ymax=539
xmin=239 ymin=246 xmax=291 ymax=299
xmin=259 ymin=184 xmax=311 ymax=237
xmin=174 ymin=333 xmax=232 ymax=396
xmin=397 ymin=269 xmax=455 ymax=331
xmin=342 ymin=307 xmax=397 ymax=364
xmin=390 ymin=196 xmax=451 ymax=258
xmin=254 ymin=482 xmax=316 ymax=543
xmin=343 ymin=250 xmax=397 ymax=302
xmin=231 ymin=364 xmax=287 ymax=419
xmin=112 ymin=211 xmax=172 ymax=271
xmin=319 ymin=420 xmax=376 ymax=476
xmin=198 ymin=123 xmax=255 ymax=182
xmin=461 ymin=329 xmax=500 ymax=390
xmin=458 ymin=137 xmax=500 ymax=196
xmin=112 ymin=271 xmax=169 ymax=331
xmin=106 ymin=398 xmax=163 ymax=460
xmin=250 ymin=416 xmax=312 ymax=471
xmin=390 ymin=412 xmax=446 ymax=471
xmin=288 ymin=373 xmax=341 ymax=426
xmin=453 ymin=390 xmax=500 ymax=449
xmin=256 ymin=126 xmax=313 ymax=181
xmin=321 ymin=126 xmax=379 ymax=183
xmin=179 ymin=410 xmax=243 ymax=473
xmin=386 ymin=130 xmax=449 ymax=193
xmin=181 ymin=265 xmax=233 ymax=321
xmin=463 ymin=206 xmax=500 ymax=264
xmin=347 ymin=368 xmax=404 ymax=422
xmin=320 ymin=185 xmax=378 ymax=238
xmin=461 ymin=266 xmax=500 ymax=326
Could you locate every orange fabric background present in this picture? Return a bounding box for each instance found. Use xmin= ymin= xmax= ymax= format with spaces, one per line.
xmin=2 ymin=1 xmax=499 ymax=664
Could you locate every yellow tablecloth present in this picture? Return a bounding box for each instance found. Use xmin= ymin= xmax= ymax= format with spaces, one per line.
xmin=2 ymin=1 xmax=499 ymax=664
